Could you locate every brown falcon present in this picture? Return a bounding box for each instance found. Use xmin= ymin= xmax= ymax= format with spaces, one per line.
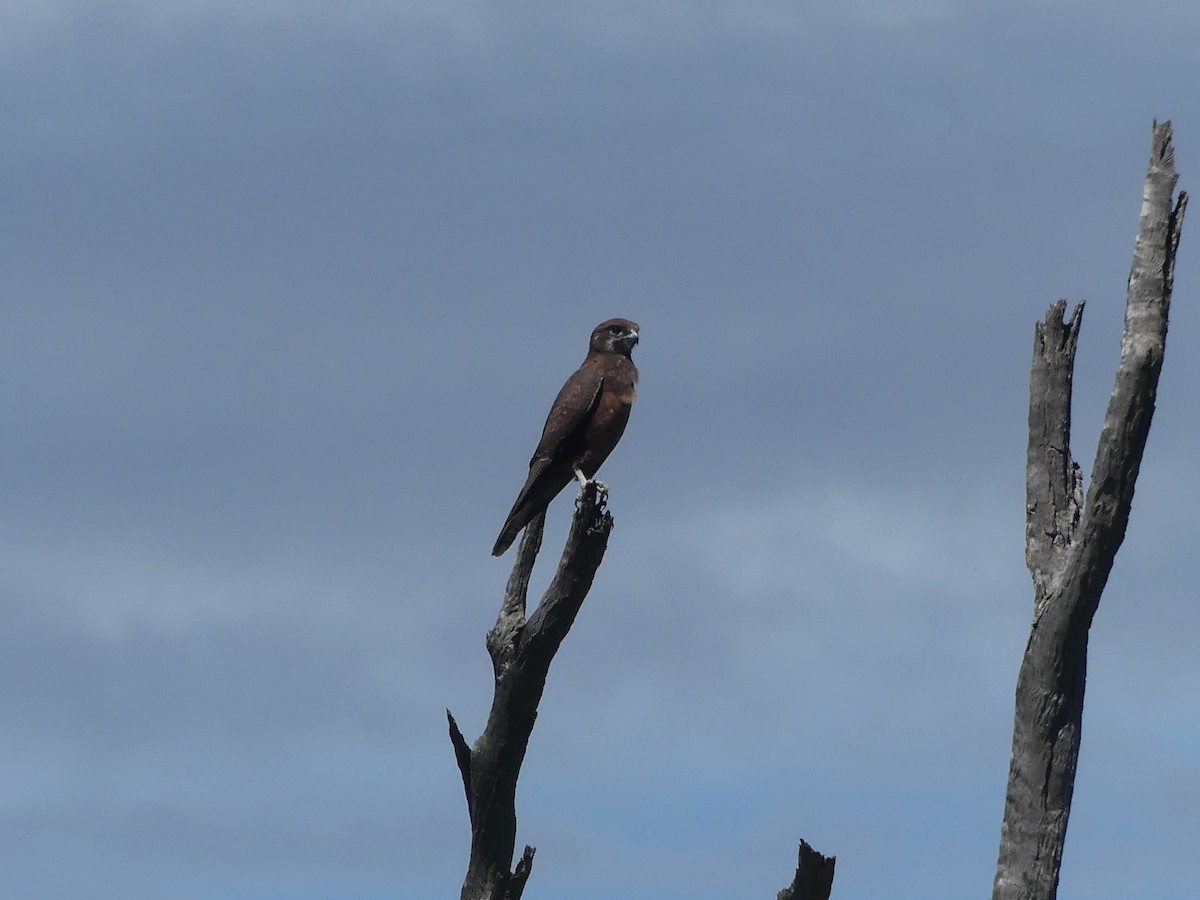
xmin=492 ymin=318 xmax=639 ymax=556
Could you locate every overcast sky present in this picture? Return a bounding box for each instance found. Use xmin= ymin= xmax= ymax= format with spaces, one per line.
xmin=3 ymin=2 xmax=1198 ymax=898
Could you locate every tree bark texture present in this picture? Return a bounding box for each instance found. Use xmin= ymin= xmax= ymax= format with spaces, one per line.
xmin=992 ymin=121 xmax=1187 ymax=900
xmin=448 ymin=482 xmax=614 ymax=900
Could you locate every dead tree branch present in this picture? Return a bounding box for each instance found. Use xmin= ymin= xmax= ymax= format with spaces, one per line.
xmin=448 ymin=482 xmax=614 ymax=900
xmin=993 ymin=121 xmax=1187 ymax=900
xmin=776 ymin=839 xmax=836 ymax=900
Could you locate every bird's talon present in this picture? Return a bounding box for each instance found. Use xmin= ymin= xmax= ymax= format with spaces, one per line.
xmin=575 ymin=478 xmax=609 ymax=514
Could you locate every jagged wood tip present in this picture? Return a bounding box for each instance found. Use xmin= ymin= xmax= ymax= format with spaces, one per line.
xmin=776 ymin=838 xmax=836 ymax=900
xmin=446 ymin=709 xmax=472 ymax=798
xmin=507 ymin=846 xmax=535 ymax=900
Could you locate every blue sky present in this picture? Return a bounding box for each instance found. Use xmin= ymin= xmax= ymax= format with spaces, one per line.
xmin=3 ymin=2 xmax=1198 ymax=898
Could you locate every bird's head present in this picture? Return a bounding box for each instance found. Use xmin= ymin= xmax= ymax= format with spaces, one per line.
xmin=590 ymin=318 xmax=640 ymax=357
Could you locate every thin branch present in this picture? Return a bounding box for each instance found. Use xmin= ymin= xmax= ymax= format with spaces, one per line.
xmin=1070 ymin=121 xmax=1187 ymax=599
xmin=500 ymin=512 xmax=545 ymax=622
xmin=487 ymin=512 xmax=545 ymax=676
xmin=1024 ymin=299 xmax=1084 ymax=590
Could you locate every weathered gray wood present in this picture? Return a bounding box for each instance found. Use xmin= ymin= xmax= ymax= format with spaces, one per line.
xmin=449 ymin=483 xmax=613 ymax=900
xmin=993 ymin=121 xmax=1187 ymax=900
xmin=776 ymin=839 xmax=835 ymax=900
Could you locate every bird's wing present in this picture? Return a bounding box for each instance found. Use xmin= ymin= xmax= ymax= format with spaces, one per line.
xmin=528 ymin=362 xmax=605 ymax=470
xmin=491 ymin=366 xmax=605 ymax=556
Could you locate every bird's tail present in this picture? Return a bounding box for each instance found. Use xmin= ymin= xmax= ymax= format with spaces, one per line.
xmin=492 ymin=465 xmax=567 ymax=556
xmin=491 ymin=506 xmax=527 ymax=556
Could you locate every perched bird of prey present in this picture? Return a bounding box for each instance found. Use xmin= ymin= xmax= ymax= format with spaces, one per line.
xmin=492 ymin=318 xmax=640 ymax=557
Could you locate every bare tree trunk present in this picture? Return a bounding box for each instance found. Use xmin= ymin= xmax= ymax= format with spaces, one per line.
xmin=448 ymin=483 xmax=614 ymax=900
xmin=992 ymin=121 xmax=1187 ymax=900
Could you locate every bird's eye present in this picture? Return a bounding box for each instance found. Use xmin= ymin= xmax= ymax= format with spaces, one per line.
xmin=608 ymin=324 xmax=623 ymax=335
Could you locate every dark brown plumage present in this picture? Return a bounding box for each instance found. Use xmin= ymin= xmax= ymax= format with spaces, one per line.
xmin=492 ymin=318 xmax=640 ymax=556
